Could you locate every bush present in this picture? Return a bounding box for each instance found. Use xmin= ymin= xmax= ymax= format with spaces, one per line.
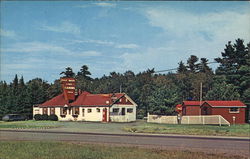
xmin=48 ymin=114 xmax=58 ymax=121
xmin=34 ymin=114 xmax=42 ymax=121
xmin=41 ymin=114 xmax=49 ymax=120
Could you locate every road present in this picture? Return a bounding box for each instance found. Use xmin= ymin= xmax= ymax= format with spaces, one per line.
xmin=0 ymin=130 xmax=249 ymax=157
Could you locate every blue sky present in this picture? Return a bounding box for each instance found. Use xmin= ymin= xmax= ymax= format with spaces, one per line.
xmin=1 ymin=1 xmax=249 ymax=83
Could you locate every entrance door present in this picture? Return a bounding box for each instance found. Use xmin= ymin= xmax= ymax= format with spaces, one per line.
xmin=102 ymin=108 xmax=107 ymax=122
xmin=121 ymin=108 xmax=125 ymax=115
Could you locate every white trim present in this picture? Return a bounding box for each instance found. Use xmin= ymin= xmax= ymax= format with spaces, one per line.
xmin=124 ymin=94 xmax=138 ymax=107
xmin=229 ymin=108 xmax=240 ymax=113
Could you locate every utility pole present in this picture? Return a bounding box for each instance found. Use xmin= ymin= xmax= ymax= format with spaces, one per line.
xmin=120 ymin=84 xmax=122 ymax=93
xmin=200 ymin=82 xmax=202 ymax=115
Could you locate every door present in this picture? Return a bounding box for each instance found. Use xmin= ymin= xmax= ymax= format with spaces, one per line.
xmin=121 ymin=108 xmax=125 ymax=115
xmin=102 ymin=108 xmax=107 ymax=122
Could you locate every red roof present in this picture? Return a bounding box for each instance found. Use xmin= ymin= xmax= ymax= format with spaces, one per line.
xmin=183 ymin=101 xmax=203 ymax=106
xmin=71 ymin=92 xmax=125 ymax=106
xmin=204 ymin=101 xmax=246 ymax=107
xmin=40 ymin=93 xmax=68 ymax=107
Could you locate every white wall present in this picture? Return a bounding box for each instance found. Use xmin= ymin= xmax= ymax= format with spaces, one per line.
xmin=109 ymin=104 xmax=136 ymax=122
xmin=33 ymin=105 xmax=137 ymax=122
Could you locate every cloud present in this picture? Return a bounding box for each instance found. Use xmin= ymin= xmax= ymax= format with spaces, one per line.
xmin=94 ymin=2 xmax=116 ymax=8
xmin=40 ymin=21 xmax=81 ymax=35
xmin=2 ymin=41 xmax=71 ymax=54
xmin=0 ymin=29 xmax=18 ymax=39
xmin=66 ymin=39 xmax=139 ymax=50
xmin=144 ymin=7 xmax=250 ymax=41
xmin=78 ymin=51 xmax=102 ymax=57
xmin=77 ymin=39 xmax=114 ymax=46
xmin=116 ymin=6 xmax=250 ymax=73
xmin=115 ymin=44 xmax=139 ymax=49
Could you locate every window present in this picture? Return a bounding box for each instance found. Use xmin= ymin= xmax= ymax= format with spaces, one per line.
xmin=73 ymin=107 xmax=79 ymax=115
xmin=96 ymin=108 xmax=100 ymax=113
xmin=82 ymin=109 xmax=85 ymax=117
xmin=127 ymin=108 xmax=133 ymax=113
xmin=60 ymin=107 xmax=67 ymax=115
xmin=88 ymin=109 xmax=92 ymax=113
xmin=111 ymin=108 xmax=119 ymax=115
xmin=43 ymin=108 xmax=48 ymax=115
xmin=50 ymin=108 xmax=55 ymax=115
xmin=113 ymin=108 xmax=119 ymax=113
xmin=229 ymin=107 xmax=239 ymax=113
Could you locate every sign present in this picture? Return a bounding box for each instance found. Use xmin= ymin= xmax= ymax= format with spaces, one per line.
xmin=60 ymin=77 xmax=76 ymax=101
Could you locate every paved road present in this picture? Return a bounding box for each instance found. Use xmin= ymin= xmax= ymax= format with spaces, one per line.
xmin=0 ymin=130 xmax=249 ymax=157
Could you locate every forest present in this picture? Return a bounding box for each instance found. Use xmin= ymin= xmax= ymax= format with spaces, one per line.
xmin=0 ymin=39 xmax=249 ymax=121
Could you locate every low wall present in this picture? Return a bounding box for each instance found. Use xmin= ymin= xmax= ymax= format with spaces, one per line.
xmin=147 ymin=114 xmax=230 ymax=126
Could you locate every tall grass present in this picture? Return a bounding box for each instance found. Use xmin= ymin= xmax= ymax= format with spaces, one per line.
xmin=0 ymin=141 xmax=246 ymax=159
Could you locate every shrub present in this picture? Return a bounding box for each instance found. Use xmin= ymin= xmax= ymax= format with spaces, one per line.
xmin=41 ymin=114 xmax=49 ymax=120
xmin=48 ymin=114 xmax=58 ymax=121
xmin=34 ymin=114 xmax=42 ymax=121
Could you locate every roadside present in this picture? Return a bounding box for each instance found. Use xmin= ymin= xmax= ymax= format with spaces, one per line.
xmin=1 ymin=141 xmax=246 ymax=159
xmin=0 ymin=120 xmax=249 ymax=137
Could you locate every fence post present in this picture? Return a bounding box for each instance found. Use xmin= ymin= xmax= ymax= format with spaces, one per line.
xmin=202 ymin=116 xmax=205 ymax=125
xmin=188 ymin=116 xmax=189 ymax=124
xmin=219 ymin=115 xmax=221 ymax=126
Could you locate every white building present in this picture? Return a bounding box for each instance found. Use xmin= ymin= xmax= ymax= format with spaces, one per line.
xmin=33 ymin=91 xmax=137 ymax=122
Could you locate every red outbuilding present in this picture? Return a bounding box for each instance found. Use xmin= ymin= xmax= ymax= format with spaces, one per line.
xmin=181 ymin=101 xmax=203 ymax=115
xmin=201 ymin=101 xmax=246 ymax=124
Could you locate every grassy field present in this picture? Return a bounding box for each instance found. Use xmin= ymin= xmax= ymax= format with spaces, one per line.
xmin=1 ymin=120 xmax=249 ymax=137
xmin=123 ymin=122 xmax=250 ymax=137
xmin=0 ymin=120 xmax=63 ymax=129
xmin=0 ymin=141 xmax=246 ymax=159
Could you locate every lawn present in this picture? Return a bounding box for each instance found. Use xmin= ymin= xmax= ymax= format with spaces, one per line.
xmin=0 ymin=120 xmax=63 ymax=129
xmin=1 ymin=120 xmax=249 ymax=137
xmin=123 ymin=122 xmax=250 ymax=137
xmin=0 ymin=141 xmax=246 ymax=159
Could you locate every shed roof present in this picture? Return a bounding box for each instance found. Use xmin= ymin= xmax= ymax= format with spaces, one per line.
xmin=183 ymin=101 xmax=203 ymax=106
xmin=204 ymin=101 xmax=246 ymax=107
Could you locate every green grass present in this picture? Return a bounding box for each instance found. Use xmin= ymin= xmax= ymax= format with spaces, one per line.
xmin=0 ymin=120 xmax=62 ymax=129
xmin=1 ymin=120 xmax=249 ymax=137
xmin=0 ymin=141 xmax=246 ymax=159
xmin=123 ymin=123 xmax=250 ymax=137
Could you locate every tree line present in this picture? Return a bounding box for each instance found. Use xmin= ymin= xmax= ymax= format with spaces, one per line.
xmin=0 ymin=39 xmax=249 ymax=121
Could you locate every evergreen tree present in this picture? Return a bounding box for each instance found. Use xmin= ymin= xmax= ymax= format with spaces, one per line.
xmin=60 ymin=67 xmax=75 ymax=78
xmin=177 ymin=61 xmax=187 ymax=73
xmin=187 ymin=55 xmax=199 ymax=73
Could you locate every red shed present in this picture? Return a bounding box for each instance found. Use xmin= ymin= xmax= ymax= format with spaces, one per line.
xmin=201 ymin=101 xmax=246 ymax=124
xmin=182 ymin=101 xmax=203 ymax=115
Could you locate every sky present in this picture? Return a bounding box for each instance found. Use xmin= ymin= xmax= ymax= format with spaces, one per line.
xmin=1 ymin=1 xmax=250 ymax=83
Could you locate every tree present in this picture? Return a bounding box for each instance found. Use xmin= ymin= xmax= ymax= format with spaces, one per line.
xmin=77 ymin=65 xmax=92 ymax=80
xmin=198 ymin=58 xmax=213 ymax=74
xmin=187 ymin=55 xmax=199 ymax=73
xmin=60 ymin=67 xmax=75 ymax=78
xmin=206 ymin=82 xmax=240 ymax=100
xmin=177 ymin=61 xmax=187 ymax=73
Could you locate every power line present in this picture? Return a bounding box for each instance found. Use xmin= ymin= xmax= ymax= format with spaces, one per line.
xmin=154 ymin=61 xmax=219 ymax=73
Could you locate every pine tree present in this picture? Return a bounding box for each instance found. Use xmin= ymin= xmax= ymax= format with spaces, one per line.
xmin=187 ymin=55 xmax=199 ymax=73
xmin=60 ymin=67 xmax=75 ymax=78
xmin=177 ymin=61 xmax=187 ymax=73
